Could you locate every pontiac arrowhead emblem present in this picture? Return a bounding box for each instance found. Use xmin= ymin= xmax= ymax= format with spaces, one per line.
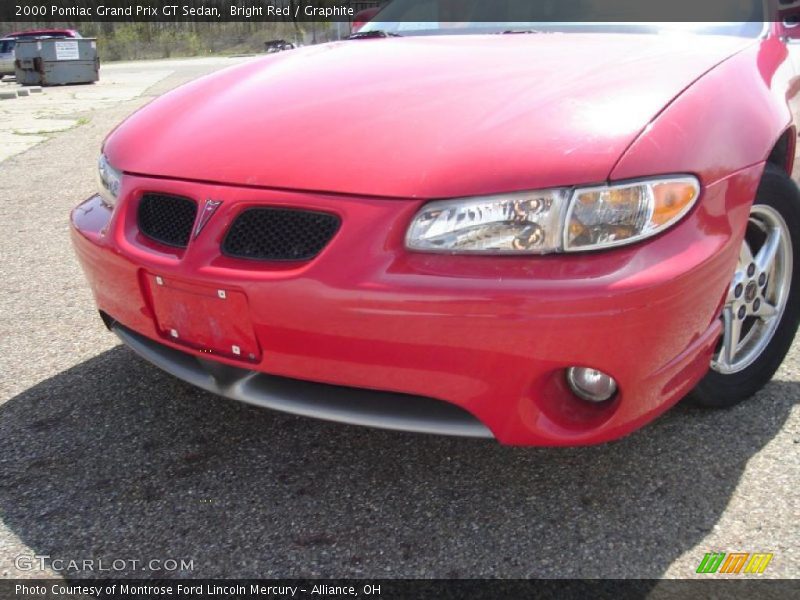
xmin=194 ymin=199 xmax=223 ymax=239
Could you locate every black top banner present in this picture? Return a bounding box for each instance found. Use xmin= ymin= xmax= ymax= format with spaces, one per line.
xmin=0 ymin=0 xmax=796 ymax=23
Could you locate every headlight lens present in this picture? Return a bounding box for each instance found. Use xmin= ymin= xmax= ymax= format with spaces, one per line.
xmin=564 ymin=178 xmax=699 ymax=251
xmin=97 ymin=154 xmax=123 ymax=207
xmin=406 ymin=176 xmax=699 ymax=254
xmin=405 ymin=190 xmax=570 ymax=254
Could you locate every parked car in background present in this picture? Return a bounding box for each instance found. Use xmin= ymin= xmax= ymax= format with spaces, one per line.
xmin=71 ymin=2 xmax=800 ymax=446
xmin=264 ymin=39 xmax=295 ymax=53
xmin=0 ymin=37 xmax=15 ymax=77
xmin=4 ymin=29 xmax=82 ymax=40
xmin=0 ymin=29 xmax=82 ymax=79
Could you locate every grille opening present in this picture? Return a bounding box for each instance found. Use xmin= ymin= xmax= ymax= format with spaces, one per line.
xmin=222 ymin=207 xmax=341 ymax=262
xmin=137 ymin=193 xmax=197 ymax=248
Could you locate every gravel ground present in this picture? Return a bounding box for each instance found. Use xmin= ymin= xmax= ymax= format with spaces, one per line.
xmin=0 ymin=57 xmax=798 ymax=582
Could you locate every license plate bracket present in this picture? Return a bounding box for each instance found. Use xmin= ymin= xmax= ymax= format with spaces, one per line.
xmin=143 ymin=273 xmax=261 ymax=362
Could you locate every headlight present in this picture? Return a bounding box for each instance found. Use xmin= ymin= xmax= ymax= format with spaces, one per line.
xmin=406 ymin=176 xmax=699 ymax=254
xmin=405 ymin=190 xmax=570 ymax=254
xmin=564 ymin=177 xmax=699 ymax=252
xmin=97 ymin=154 xmax=123 ymax=207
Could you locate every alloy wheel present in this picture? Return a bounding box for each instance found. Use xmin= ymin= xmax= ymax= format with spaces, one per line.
xmin=711 ymin=204 xmax=794 ymax=374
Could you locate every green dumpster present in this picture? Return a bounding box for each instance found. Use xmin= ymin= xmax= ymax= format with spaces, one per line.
xmin=15 ymin=38 xmax=99 ymax=86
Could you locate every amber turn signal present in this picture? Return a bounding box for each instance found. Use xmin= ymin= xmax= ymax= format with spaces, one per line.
xmin=651 ymin=181 xmax=699 ymax=227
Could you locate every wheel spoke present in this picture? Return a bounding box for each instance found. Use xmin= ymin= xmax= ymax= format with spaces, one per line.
xmin=720 ymin=306 xmax=743 ymax=367
xmin=755 ymin=227 xmax=782 ymax=275
xmin=765 ymin=268 xmax=777 ymax=303
xmin=740 ymin=238 xmax=755 ymax=267
xmin=755 ymin=300 xmax=779 ymax=320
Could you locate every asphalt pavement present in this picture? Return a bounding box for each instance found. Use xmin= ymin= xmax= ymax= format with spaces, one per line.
xmin=0 ymin=57 xmax=797 ymax=582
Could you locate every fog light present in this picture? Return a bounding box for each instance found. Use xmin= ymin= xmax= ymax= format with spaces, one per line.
xmin=566 ymin=367 xmax=617 ymax=403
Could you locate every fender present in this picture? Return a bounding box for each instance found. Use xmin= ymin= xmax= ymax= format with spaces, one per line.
xmin=611 ymin=35 xmax=798 ymax=186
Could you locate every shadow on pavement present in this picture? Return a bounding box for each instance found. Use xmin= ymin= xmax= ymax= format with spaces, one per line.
xmin=0 ymin=345 xmax=796 ymax=579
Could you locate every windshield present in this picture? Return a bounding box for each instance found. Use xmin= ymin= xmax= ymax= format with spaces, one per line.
xmin=362 ymin=0 xmax=766 ymax=38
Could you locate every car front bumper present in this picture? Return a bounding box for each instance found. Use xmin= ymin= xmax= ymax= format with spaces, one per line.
xmin=70 ymin=167 xmax=762 ymax=445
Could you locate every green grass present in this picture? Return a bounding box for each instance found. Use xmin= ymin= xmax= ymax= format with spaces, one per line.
xmin=12 ymin=116 xmax=90 ymax=137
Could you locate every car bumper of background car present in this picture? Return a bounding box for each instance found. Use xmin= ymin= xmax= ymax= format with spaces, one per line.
xmin=70 ymin=166 xmax=763 ymax=446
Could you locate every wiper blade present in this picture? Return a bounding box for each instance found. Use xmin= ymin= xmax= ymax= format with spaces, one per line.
xmin=498 ymin=29 xmax=544 ymax=35
xmin=348 ymin=30 xmax=403 ymax=39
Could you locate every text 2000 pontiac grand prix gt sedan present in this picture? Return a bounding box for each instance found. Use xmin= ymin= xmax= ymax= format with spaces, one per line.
xmin=71 ymin=12 xmax=800 ymax=446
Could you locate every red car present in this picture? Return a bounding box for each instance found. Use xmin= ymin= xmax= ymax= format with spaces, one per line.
xmin=71 ymin=11 xmax=800 ymax=446
xmin=4 ymin=29 xmax=82 ymax=39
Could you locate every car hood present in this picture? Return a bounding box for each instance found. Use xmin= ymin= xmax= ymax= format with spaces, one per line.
xmin=105 ymin=34 xmax=752 ymax=199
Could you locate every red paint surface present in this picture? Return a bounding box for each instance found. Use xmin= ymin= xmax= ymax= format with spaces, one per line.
xmin=105 ymin=34 xmax=754 ymax=198
xmin=6 ymin=29 xmax=82 ymax=38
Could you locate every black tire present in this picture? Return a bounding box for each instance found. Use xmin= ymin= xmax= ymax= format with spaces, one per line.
xmin=689 ymin=163 xmax=800 ymax=408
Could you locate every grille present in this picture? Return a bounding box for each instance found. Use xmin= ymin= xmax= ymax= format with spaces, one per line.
xmin=222 ymin=208 xmax=341 ymax=261
xmin=137 ymin=193 xmax=197 ymax=248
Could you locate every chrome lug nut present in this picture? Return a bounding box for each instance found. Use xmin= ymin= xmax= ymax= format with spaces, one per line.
xmin=747 ymin=263 xmax=756 ymax=277
xmin=759 ymin=273 xmax=767 ymax=286
xmin=734 ymin=283 xmax=744 ymax=298
xmin=738 ymin=306 xmax=747 ymax=320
